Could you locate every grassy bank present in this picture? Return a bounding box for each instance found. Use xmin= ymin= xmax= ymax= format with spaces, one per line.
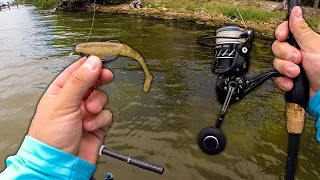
xmin=147 ymin=0 xmax=284 ymax=21
xmin=31 ymin=0 xmax=320 ymax=36
xmin=35 ymin=0 xmax=61 ymax=9
xmin=145 ymin=0 xmax=320 ymax=27
xmin=92 ymin=0 xmax=320 ymax=37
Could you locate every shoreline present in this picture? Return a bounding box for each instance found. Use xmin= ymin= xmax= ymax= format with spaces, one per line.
xmin=89 ymin=4 xmax=278 ymax=37
xmin=88 ymin=3 xmax=319 ymax=38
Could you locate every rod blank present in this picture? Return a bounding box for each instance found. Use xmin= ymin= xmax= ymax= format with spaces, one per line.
xmin=101 ymin=147 xmax=164 ymax=175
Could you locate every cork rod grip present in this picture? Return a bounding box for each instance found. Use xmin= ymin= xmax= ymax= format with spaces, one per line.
xmin=286 ymin=103 xmax=305 ymax=134
xmin=285 ymin=62 xmax=309 ymax=134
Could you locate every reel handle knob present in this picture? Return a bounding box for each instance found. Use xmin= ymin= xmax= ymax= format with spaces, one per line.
xmin=105 ymin=173 xmax=113 ymax=180
xmin=197 ymin=128 xmax=226 ymax=155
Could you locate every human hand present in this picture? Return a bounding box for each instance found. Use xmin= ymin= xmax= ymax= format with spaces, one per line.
xmin=28 ymin=56 xmax=113 ymax=165
xmin=272 ymin=6 xmax=320 ymax=98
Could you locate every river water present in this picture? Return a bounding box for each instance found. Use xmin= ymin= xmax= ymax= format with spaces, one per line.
xmin=0 ymin=6 xmax=319 ymax=180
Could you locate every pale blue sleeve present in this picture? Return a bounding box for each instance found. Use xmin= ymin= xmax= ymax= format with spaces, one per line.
xmin=308 ymin=90 xmax=320 ymax=142
xmin=0 ymin=136 xmax=95 ymax=180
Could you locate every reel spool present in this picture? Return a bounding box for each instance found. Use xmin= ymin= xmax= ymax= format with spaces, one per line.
xmin=197 ymin=25 xmax=279 ymax=155
xmin=198 ymin=25 xmax=253 ymax=76
xmin=214 ymin=26 xmax=247 ymax=75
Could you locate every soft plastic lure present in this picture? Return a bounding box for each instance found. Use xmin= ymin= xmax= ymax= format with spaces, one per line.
xmin=75 ymin=42 xmax=153 ymax=92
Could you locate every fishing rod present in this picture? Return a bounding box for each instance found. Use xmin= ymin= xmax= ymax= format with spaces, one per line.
xmin=285 ymin=1 xmax=309 ymax=179
xmin=91 ymin=146 xmax=164 ymax=179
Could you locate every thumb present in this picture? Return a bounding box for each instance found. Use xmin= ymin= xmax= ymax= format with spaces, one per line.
xmin=289 ymin=6 xmax=320 ymax=53
xmin=57 ymin=56 xmax=102 ymax=109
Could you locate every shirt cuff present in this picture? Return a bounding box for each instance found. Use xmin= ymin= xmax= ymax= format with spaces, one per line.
xmin=308 ymin=90 xmax=320 ymax=119
xmin=316 ymin=120 xmax=320 ymax=142
xmin=17 ymin=136 xmax=96 ymax=179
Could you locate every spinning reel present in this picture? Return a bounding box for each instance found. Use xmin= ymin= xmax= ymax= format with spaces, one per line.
xmin=197 ymin=25 xmax=280 ymax=155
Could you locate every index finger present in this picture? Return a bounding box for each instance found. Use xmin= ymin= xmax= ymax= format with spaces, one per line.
xmin=275 ymin=21 xmax=289 ymax=42
xmin=45 ymin=56 xmax=88 ymax=96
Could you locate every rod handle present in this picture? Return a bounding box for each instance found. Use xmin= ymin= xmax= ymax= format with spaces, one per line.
xmin=101 ymin=147 xmax=164 ymax=175
xmin=285 ymin=0 xmax=309 ymax=134
xmin=127 ymin=156 xmax=164 ymax=175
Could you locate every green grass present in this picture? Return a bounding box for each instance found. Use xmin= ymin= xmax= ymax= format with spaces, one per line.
xmin=306 ymin=17 xmax=320 ymax=28
xmin=186 ymin=4 xmax=197 ymax=11
xmin=158 ymin=1 xmax=287 ymax=22
xmin=149 ymin=2 xmax=158 ymax=8
xmin=143 ymin=0 xmax=159 ymax=8
xmin=206 ymin=5 xmax=286 ymax=22
xmin=149 ymin=0 xmax=320 ymax=34
xmin=34 ymin=0 xmax=61 ymax=9
xmin=155 ymin=0 xmax=319 ymax=32
xmin=23 ymin=0 xmax=34 ymax=4
xmin=164 ymin=1 xmax=184 ymax=9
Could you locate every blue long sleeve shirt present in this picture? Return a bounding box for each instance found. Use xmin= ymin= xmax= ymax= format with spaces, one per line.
xmin=0 ymin=136 xmax=95 ymax=180
xmin=308 ymin=90 xmax=320 ymax=141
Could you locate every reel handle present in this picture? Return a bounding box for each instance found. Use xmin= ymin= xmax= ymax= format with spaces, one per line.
xmin=216 ymin=70 xmax=280 ymax=105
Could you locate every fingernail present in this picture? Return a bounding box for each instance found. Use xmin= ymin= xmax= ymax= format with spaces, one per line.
xmin=84 ymin=56 xmax=98 ymax=70
xmin=287 ymin=66 xmax=296 ymax=76
xmin=295 ymin=7 xmax=303 ymax=20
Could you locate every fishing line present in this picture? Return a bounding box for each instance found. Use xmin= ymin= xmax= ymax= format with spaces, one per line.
xmin=86 ymin=0 xmax=97 ymax=42
xmin=231 ymin=0 xmax=247 ymax=29
xmin=216 ymin=27 xmax=245 ymax=45
xmin=69 ymin=0 xmax=96 ymax=57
